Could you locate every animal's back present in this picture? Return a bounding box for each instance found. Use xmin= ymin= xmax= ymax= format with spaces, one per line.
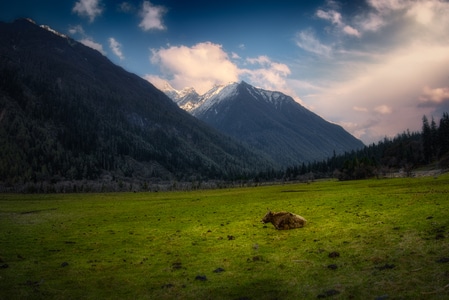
xmin=264 ymin=211 xmax=306 ymax=230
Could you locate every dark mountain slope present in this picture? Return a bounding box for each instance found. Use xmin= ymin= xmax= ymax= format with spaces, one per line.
xmin=188 ymin=81 xmax=364 ymax=166
xmin=0 ymin=19 xmax=276 ymax=187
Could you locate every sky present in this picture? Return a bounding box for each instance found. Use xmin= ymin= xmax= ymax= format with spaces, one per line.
xmin=1 ymin=0 xmax=449 ymax=144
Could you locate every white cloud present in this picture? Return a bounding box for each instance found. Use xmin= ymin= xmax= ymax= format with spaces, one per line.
xmin=241 ymin=56 xmax=294 ymax=97
xmin=374 ymin=105 xmax=393 ymax=115
xmin=295 ymin=30 xmax=332 ymax=57
xmin=406 ymin=0 xmax=449 ymax=28
xmin=367 ymin=0 xmax=407 ymax=13
xmin=69 ymin=25 xmax=107 ymax=56
xmin=343 ymin=25 xmax=361 ymax=37
xmin=316 ymin=3 xmax=360 ymax=37
xmin=139 ymin=1 xmax=167 ymax=31
xmin=420 ymin=86 xmax=449 ymax=105
xmin=316 ymin=9 xmax=342 ymax=26
xmin=68 ymin=25 xmax=85 ymax=36
xmin=231 ymin=52 xmax=241 ymax=59
xmin=149 ymin=42 xmax=239 ymax=94
xmin=356 ymin=13 xmax=385 ymax=32
xmin=291 ymin=0 xmax=449 ymax=144
xmin=72 ymin=0 xmax=103 ymax=22
xmin=108 ymin=37 xmax=124 ymax=60
xmin=300 ymin=42 xmax=449 ymax=143
xmin=361 ymin=0 xmax=449 ymax=34
xmin=143 ymin=74 xmax=170 ymax=90
xmin=68 ymin=25 xmax=106 ymax=56
xmin=246 ymin=55 xmax=271 ymax=65
xmin=80 ymin=38 xmax=106 ymax=55
xmin=147 ymin=43 xmax=295 ymax=99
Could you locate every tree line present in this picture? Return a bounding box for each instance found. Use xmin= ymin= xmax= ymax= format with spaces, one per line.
xmin=264 ymin=112 xmax=449 ymax=182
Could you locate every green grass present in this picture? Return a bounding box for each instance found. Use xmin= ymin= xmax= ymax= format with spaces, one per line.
xmin=1 ymin=174 xmax=449 ymax=299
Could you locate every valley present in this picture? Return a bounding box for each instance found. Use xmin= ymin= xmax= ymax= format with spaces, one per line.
xmin=1 ymin=174 xmax=448 ymax=299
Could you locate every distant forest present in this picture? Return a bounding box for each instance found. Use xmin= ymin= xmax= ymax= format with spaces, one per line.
xmin=1 ymin=98 xmax=448 ymax=192
xmin=263 ymin=112 xmax=449 ymax=182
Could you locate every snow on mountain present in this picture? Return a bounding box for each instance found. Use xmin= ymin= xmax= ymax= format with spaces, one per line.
xmin=176 ymin=87 xmax=199 ymax=110
xmin=192 ymin=82 xmax=239 ymax=115
xmin=162 ymin=81 xmax=291 ymax=114
xmin=40 ymin=24 xmax=68 ymax=39
xmin=158 ymin=81 xmax=199 ymax=111
xmin=161 ymin=82 xmax=240 ymax=113
xmin=162 ymin=80 xmax=364 ymax=166
xmin=243 ymin=82 xmax=292 ymax=109
xmin=158 ymin=81 xmax=180 ymax=99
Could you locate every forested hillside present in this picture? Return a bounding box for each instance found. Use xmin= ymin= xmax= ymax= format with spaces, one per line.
xmin=0 ymin=19 xmax=276 ymax=192
xmin=271 ymin=113 xmax=449 ymax=182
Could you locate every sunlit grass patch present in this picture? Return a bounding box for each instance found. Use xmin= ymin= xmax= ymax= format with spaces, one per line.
xmin=1 ymin=174 xmax=448 ymax=299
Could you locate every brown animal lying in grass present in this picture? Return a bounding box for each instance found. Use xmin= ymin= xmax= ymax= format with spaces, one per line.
xmin=261 ymin=210 xmax=307 ymax=230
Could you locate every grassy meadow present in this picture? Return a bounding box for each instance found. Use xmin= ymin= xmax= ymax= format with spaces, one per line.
xmin=1 ymin=174 xmax=449 ymax=299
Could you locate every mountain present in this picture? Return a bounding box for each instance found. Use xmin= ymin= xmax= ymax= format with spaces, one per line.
xmin=164 ymin=81 xmax=365 ymax=166
xmin=0 ymin=19 xmax=277 ymax=189
xmin=163 ymin=82 xmax=201 ymax=112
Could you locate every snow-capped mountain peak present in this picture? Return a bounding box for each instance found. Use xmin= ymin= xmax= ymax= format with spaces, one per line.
xmin=179 ymin=87 xmax=197 ymax=97
xmin=161 ymin=80 xmax=296 ymax=113
xmin=159 ymin=80 xmax=364 ymax=166
xmin=40 ymin=24 xmax=68 ymax=39
xmin=19 ymin=18 xmax=69 ymax=39
xmin=236 ymin=81 xmax=294 ymax=109
xmin=159 ymin=81 xmax=239 ymax=112
xmin=193 ymin=82 xmax=239 ymax=114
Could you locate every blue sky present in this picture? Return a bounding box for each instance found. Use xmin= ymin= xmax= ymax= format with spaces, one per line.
xmin=1 ymin=0 xmax=449 ymax=144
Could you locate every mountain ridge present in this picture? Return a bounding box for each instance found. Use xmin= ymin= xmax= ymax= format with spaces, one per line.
xmin=163 ymin=81 xmax=365 ymax=166
xmin=0 ymin=18 xmax=277 ymax=189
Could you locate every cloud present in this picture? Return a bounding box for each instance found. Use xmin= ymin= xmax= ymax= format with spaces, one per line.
xmin=231 ymin=52 xmax=241 ymax=59
xmin=316 ymin=3 xmax=361 ymax=37
xmin=149 ymin=42 xmax=239 ymax=94
xmin=374 ymin=105 xmax=393 ymax=115
xmin=68 ymin=25 xmax=106 ymax=56
xmin=241 ymin=56 xmax=293 ymax=97
xmin=367 ymin=0 xmax=407 ymax=13
xmin=353 ymin=106 xmax=368 ymax=112
xmin=362 ymin=0 xmax=449 ymax=34
xmin=80 ymin=38 xmax=106 ymax=55
xmin=356 ymin=13 xmax=385 ymax=32
xmin=419 ymin=86 xmax=449 ymax=105
xmin=68 ymin=25 xmax=85 ymax=36
xmin=108 ymin=37 xmax=124 ymax=60
xmin=300 ymin=42 xmax=449 ymax=143
xmin=291 ymin=0 xmax=449 ymax=144
xmin=295 ymin=29 xmax=332 ymax=57
xmin=139 ymin=1 xmax=167 ymax=31
xmin=342 ymin=25 xmax=361 ymax=37
xmin=316 ymin=9 xmax=342 ymax=26
xmin=406 ymin=1 xmax=449 ymax=28
xmin=246 ymin=55 xmax=271 ymax=65
xmin=118 ymin=2 xmax=134 ymax=13
xmin=72 ymin=0 xmax=103 ymax=22
xmin=147 ymin=43 xmax=295 ymax=98
xmin=143 ymin=74 xmax=170 ymax=90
